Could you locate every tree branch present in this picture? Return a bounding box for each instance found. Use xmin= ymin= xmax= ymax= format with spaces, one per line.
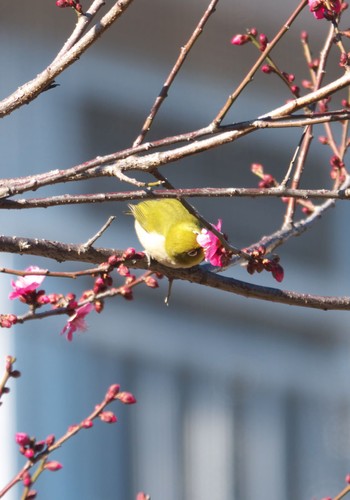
xmin=1 ymin=234 xmax=350 ymax=311
xmin=0 ymin=0 xmax=134 ymax=118
xmin=2 ymin=185 xmax=350 ymax=209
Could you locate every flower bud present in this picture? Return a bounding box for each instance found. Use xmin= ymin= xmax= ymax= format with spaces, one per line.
xmin=122 ymin=247 xmax=136 ymax=260
xmin=231 ymin=34 xmax=250 ymax=46
xmin=116 ymin=391 xmax=137 ymax=405
xmin=118 ymin=264 xmax=130 ymax=277
xmin=108 ymin=255 xmax=121 ymax=267
xmin=46 ymin=434 xmax=55 ymax=447
xmin=99 ymin=411 xmax=117 ymax=423
xmin=26 ymin=491 xmax=37 ymax=499
xmin=144 ymin=276 xmax=159 ymax=288
xmin=44 ymin=461 xmax=63 ymax=472
xmin=81 ymin=419 xmax=94 ymax=429
xmin=24 ymin=448 xmax=35 ymax=459
xmin=105 ymin=384 xmax=120 ymax=401
xmin=22 ymin=471 xmax=32 ymax=487
xmin=15 ymin=432 xmax=30 ymax=446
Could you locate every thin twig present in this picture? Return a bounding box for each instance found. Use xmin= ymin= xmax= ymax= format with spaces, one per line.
xmin=212 ymin=0 xmax=308 ymax=126
xmin=283 ymin=22 xmax=337 ymax=227
xmin=52 ymin=0 xmax=107 ymax=62
xmin=0 ymin=0 xmax=135 ymax=118
xmin=81 ymin=216 xmax=116 ymax=250
xmin=133 ymin=0 xmax=220 ymax=146
xmin=3 ymin=185 xmax=350 ymax=210
xmin=1 ymin=108 xmax=350 ymax=201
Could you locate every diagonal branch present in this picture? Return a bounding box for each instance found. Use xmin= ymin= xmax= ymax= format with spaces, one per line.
xmin=133 ymin=0 xmax=220 ymax=146
xmin=0 ymin=0 xmax=135 ymax=118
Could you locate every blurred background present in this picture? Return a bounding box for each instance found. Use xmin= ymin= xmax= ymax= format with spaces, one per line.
xmin=0 ymin=1 xmax=350 ymax=499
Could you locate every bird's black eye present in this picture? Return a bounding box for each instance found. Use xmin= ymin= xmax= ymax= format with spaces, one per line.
xmin=187 ymin=249 xmax=198 ymax=257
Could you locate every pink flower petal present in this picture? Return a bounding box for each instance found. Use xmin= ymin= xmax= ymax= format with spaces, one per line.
xmin=9 ymin=266 xmax=47 ymax=300
xmin=61 ymin=303 xmax=94 ymax=341
xmin=196 ymin=220 xmax=225 ymax=267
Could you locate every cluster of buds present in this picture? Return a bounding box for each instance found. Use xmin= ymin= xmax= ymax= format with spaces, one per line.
xmin=15 ymin=432 xmax=61 ymax=495
xmin=104 ymin=383 xmax=137 ymax=405
xmin=99 ymin=385 xmax=137 ymax=423
xmin=245 ymin=246 xmax=284 ymax=283
xmin=104 ymin=248 xmax=145 ymax=301
xmin=15 ymin=432 xmax=59 ymax=462
xmin=5 ymin=247 xmax=159 ymax=340
xmin=55 ymin=0 xmax=83 ymax=13
xmin=330 ymin=155 xmax=347 ymax=183
xmin=67 ymin=384 xmax=136 ymax=429
xmin=0 ymin=314 xmax=17 ymax=328
xmin=13 ymin=383 xmax=136 ymax=496
xmin=261 ymin=65 xmax=300 ymax=96
xmin=251 ymin=163 xmax=278 ymax=188
xmin=231 ymin=28 xmax=269 ymax=52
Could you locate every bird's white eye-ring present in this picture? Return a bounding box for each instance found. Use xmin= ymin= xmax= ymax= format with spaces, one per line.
xmin=187 ymin=249 xmax=198 ymax=257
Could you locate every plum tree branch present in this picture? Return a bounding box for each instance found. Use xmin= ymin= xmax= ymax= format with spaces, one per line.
xmin=0 ymin=0 xmax=134 ymax=118
xmin=2 ymin=185 xmax=350 ymax=210
xmin=1 ymin=109 xmax=350 ymax=201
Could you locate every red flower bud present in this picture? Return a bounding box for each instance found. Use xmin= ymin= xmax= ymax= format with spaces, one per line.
xmin=99 ymin=411 xmax=117 ymax=423
xmin=15 ymin=432 xmax=30 ymax=446
xmin=251 ymin=163 xmax=264 ymax=177
xmin=22 ymin=471 xmax=32 ymax=487
xmin=108 ymin=254 xmax=121 ymax=267
xmin=136 ymin=493 xmax=150 ymax=500
xmin=144 ymin=276 xmax=159 ymax=288
xmin=24 ymin=448 xmax=35 ymax=459
xmin=94 ymin=300 xmax=104 ymax=313
xmin=44 ymin=461 xmax=63 ymax=471
xmin=116 ymin=391 xmax=137 ymax=405
xmin=231 ymin=34 xmax=250 ymax=46
xmin=248 ymin=27 xmax=258 ymax=37
xmin=106 ymin=384 xmax=121 ymax=401
xmin=301 ymin=31 xmax=308 ymax=42
xmin=26 ymin=491 xmax=37 ymax=499
xmin=123 ymin=247 xmax=136 ymax=260
xmin=261 ymin=65 xmax=273 ymax=74
xmin=118 ymin=264 xmax=130 ymax=277
xmin=46 ymin=434 xmax=55 ymax=447
xmin=81 ymin=419 xmax=94 ymax=429
xmin=318 ymin=136 xmax=329 ymax=144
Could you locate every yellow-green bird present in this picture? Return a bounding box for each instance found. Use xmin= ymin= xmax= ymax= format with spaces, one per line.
xmin=129 ymin=199 xmax=204 ymax=268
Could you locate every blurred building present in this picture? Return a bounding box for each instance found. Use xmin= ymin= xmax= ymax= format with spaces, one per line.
xmin=0 ymin=1 xmax=350 ymax=499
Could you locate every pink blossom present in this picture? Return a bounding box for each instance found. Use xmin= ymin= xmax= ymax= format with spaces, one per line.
xmin=61 ymin=303 xmax=93 ymax=342
xmin=196 ymin=220 xmax=225 ymax=267
xmin=308 ymin=0 xmax=341 ymax=19
xmin=9 ymin=266 xmax=46 ymax=300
